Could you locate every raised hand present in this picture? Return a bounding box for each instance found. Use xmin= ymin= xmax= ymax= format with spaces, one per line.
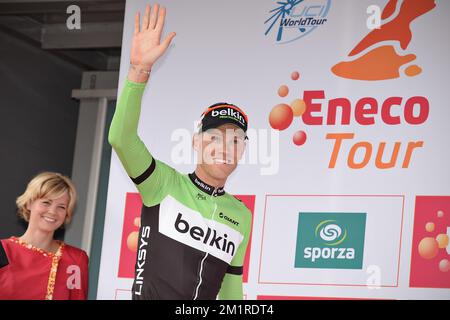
xmin=129 ymin=3 xmax=176 ymax=82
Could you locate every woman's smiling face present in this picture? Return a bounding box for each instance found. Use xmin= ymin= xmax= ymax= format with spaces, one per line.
xmin=26 ymin=192 xmax=70 ymax=233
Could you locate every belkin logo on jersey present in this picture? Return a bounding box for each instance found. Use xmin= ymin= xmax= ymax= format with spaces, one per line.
xmin=159 ymin=196 xmax=244 ymax=264
xmin=175 ymin=213 xmax=236 ymax=255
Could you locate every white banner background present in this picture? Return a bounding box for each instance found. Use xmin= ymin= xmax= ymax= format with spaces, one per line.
xmin=98 ymin=0 xmax=450 ymax=299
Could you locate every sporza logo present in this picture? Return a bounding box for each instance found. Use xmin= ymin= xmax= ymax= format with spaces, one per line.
xmin=295 ymin=212 xmax=366 ymax=269
xmin=316 ymin=220 xmax=347 ymax=245
xmin=264 ymin=0 xmax=331 ymax=44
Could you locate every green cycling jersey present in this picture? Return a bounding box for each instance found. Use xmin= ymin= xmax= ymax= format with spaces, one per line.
xmin=109 ymin=80 xmax=252 ymax=300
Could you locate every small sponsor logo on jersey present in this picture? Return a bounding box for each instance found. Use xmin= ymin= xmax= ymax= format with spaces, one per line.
xmin=134 ymin=225 xmax=151 ymax=296
xmin=159 ymin=196 xmax=244 ymax=264
xmin=193 ymin=177 xmax=213 ymax=193
xmin=196 ymin=193 xmax=207 ymax=201
xmin=218 ymin=212 xmax=240 ymax=226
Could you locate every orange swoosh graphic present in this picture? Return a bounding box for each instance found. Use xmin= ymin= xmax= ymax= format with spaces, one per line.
xmin=332 ymin=45 xmax=416 ymax=81
xmin=332 ymin=0 xmax=435 ymax=81
xmin=381 ymin=0 xmax=398 ymax=20
xmin=349 ymin=0 xmax=435 ymax=57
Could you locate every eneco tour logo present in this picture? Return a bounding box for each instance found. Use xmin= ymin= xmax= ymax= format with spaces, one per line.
xmin=264 ymin=0 xmax=331 ymax=44
xmin=332 ymin=0 xmax=436 ymax=81
xmin=267 ymin=0 xmax=436 ymax=169
xmin=295 ymin=212 xmax=366 ymax=269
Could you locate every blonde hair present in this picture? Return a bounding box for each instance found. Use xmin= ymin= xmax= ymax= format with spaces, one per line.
xmin=16 ymin=172 xmax=77 ymax=225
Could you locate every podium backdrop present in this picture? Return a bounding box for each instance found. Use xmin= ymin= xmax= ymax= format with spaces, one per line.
xmin=97 ymin=0 xmax=450 ymax=299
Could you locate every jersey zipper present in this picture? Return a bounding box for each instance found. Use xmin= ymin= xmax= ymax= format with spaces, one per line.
xmin=193 ymin=187 xmax=219 ymax=300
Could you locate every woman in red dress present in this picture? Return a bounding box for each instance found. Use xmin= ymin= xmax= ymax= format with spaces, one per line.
xmin=0 ymin=172 xmax=89 ymax=300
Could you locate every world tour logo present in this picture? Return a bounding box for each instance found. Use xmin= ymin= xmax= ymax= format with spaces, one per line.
xmin=295 ymin=212 xmax=366 ymax=269
xmin=264 ymin=0 xmax=331 ymax=44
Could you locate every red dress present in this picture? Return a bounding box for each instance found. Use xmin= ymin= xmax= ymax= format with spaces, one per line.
xmin=0 ymin=237 xmax=89 ymax=300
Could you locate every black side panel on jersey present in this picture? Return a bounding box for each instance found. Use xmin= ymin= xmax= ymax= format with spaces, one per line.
xmin=195 ymin=254 xmax=229 ymax=299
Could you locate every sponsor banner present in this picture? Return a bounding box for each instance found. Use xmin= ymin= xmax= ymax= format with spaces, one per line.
xmin=259 ymin=195 xmax=403 ymax=286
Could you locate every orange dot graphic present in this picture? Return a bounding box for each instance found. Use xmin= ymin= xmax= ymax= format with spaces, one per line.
xmin=437 ymin=210 xmax=444 ymax=218
xmin=291 ymin=71 xmax=300 ymax=81
xmin=425 ymin=222 xmax=435 ymax=233
xmin=127 ymin=231 xmax=139 ymax=252
xmin=269 ymin=104 xmax=293 ymax=131
xmin=436 ymin=234 xmax=449 ymax=249
xmin=439 ymin=259 xmax=450 ymax=272
xmin=418 ymin=237 xmax=439 ymax=259
xmin=405 ymin=64 xmax=422 ymax=77
xmin=134 ymin=217 xmax=141 ymax=228
xmin=293 ymin=131 xmax=307 ymax=146
xmin=278 ymin=85 xmax=289 ymax=97
xmin=291 ymin=99 xmax=306 ymax=117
